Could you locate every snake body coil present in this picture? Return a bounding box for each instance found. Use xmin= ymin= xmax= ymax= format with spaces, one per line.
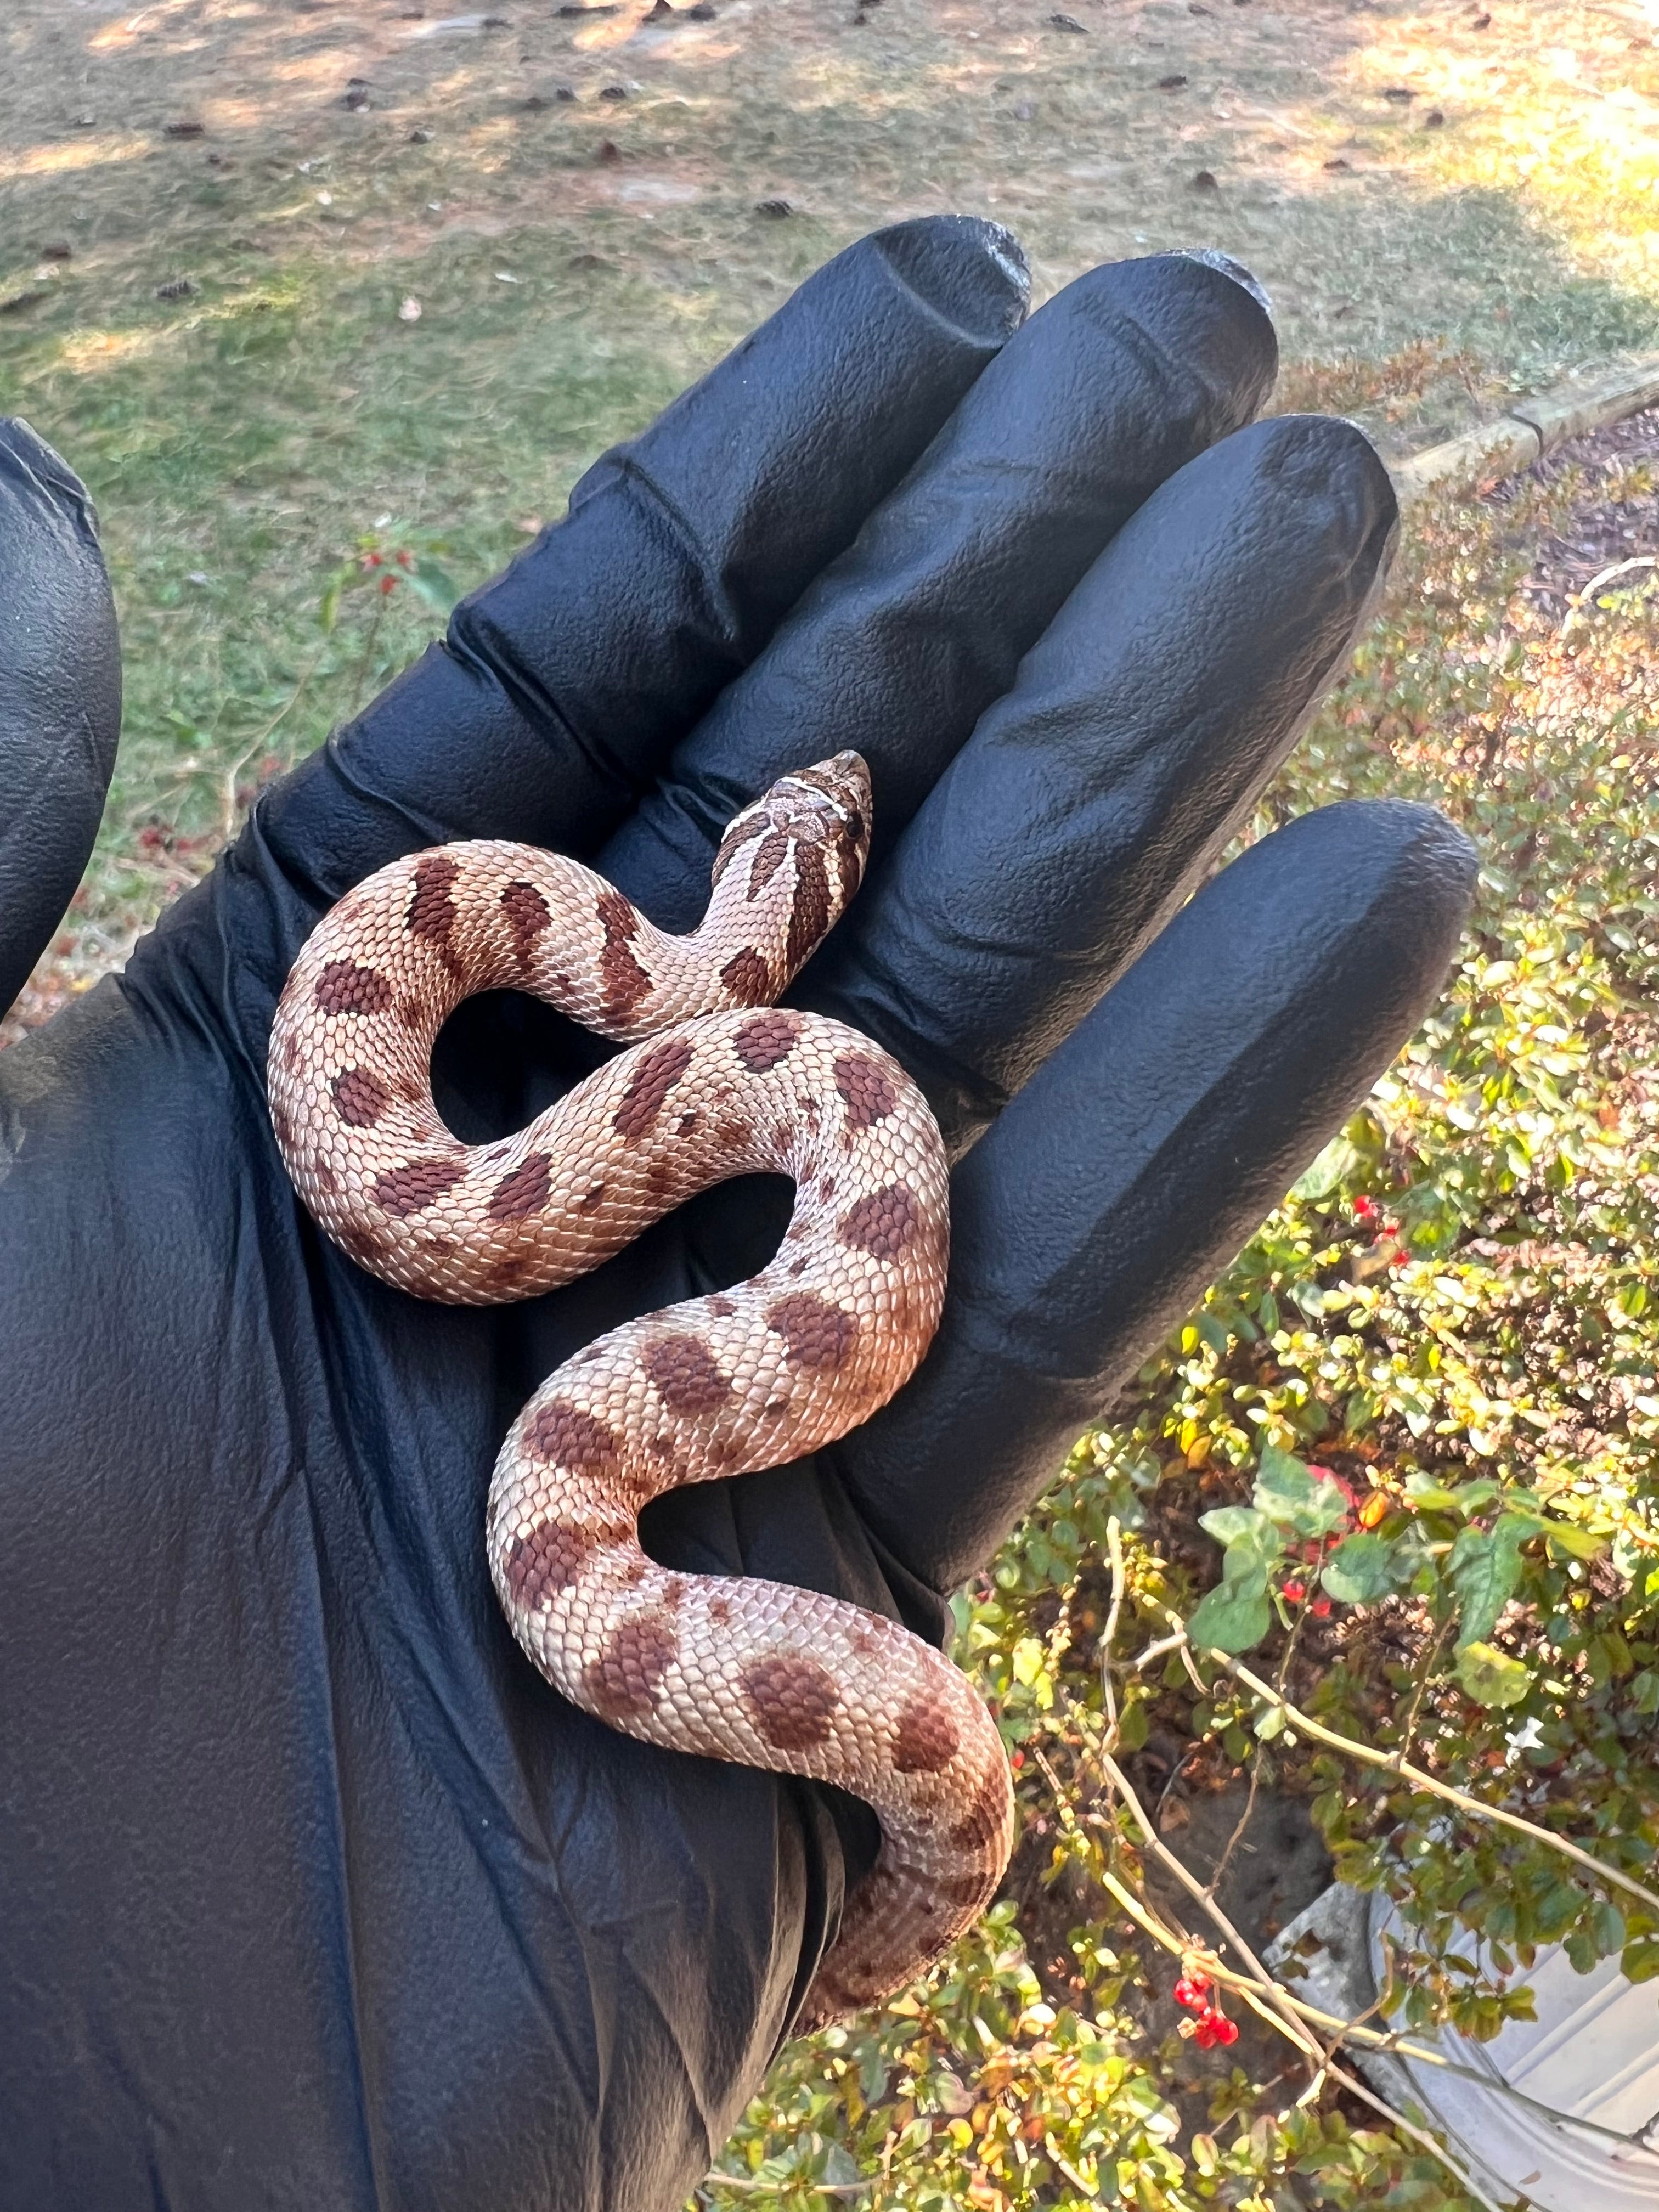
xmin=268 ymin=752 xmax=1014 ymax=2022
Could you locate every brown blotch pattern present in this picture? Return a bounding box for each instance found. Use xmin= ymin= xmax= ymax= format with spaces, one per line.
xmin=314 ymin=960 xmax=393 ymax=1017
xmin=708 ymin=1595 xmax=732 ymax=1625
xmin=949 ymin=1765 xmax=1012 ymax=1851
xmin=891 ymin=1692 xmax=961 ymax=1775
xmin=487 ymin=1152 xmax=553 ymax=1223
xmin=784 ymin=842 xmax=832 ymax=977
xmin=742 ymin=1653 xmax=842 ymax=1751
xmin=501 ymin=879 xmax=552 ymax=967
xmin=613 ymin=1035 xmax=695 ymax=1141
xmin=373 ymin=1156 xmax=466 ymax=1218
xmin=577 ymin=1180 xmax=607 ymax=1214
xmin=582 ymin=1614 xmax=680 ymax=1724
xmin=732 ymin=1011 xmax=800 ymax=1073
xmin=642 ymin=1333 xmax=733 ymax=1414
xmin=527 ymin=1400 xmax=620 ymax=1475
xmin=708 ymin=1296 xmax=736 ymax=1318
xmin=675 ymin=1110 xmax=699 ymax=1138
xmin=710 ymin=811 xmax=768 ymax=888
xmin=746 ymin=831 xmax=789 ymax=899
xmin=596 ymin=884 xmax=653 ymax=1022
xmin=765 ymin=1291 xmax=859 ymax=1373
xmin=502 ymin=1517 xmax=599 ymax=1610
xmin=332 ymin=1067 xmax=393 ymax=1128
xmin=839 ymin=1181 xmax=922 ymax=1262
xmin=719 ymin=946 xmax=771 ymax=1001
xmin=405 ymin=854 xmax=461 ymax=947
xmin=835 ymin=812 xmax=867 ymax=905
xmin=833 ymin=1051 xmax=898 ymax=1132
xmin=936 ymin=1869 xmax=997 ymax=1911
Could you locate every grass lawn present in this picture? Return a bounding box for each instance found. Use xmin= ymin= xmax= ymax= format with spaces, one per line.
xmin=2 ymin=0 xmax=1656 ymax=985
xmin=5 ymin=3 xmax=1659 ymax=2205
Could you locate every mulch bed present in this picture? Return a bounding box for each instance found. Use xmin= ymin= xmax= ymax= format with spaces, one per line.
xmin=1496 ymin=403 xmax=1659 ymax=622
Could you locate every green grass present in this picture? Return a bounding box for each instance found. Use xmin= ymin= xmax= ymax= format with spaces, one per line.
xmin=2 ymin=0 xmax=1655 ymax=963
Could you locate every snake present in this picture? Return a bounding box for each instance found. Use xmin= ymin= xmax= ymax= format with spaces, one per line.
xmin=266 ymin=750 xmax=1014 ymax=2025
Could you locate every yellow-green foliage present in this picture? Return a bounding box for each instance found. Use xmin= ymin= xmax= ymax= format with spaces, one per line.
xmin=698 ymin=461 xmax=1659 ymax=2211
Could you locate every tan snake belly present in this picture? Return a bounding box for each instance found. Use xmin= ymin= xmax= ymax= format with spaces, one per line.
xmin=267 ymin=751 xmax=1014 ymax=2024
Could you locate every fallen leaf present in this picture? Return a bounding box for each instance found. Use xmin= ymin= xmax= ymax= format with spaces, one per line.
xmin=755 ymin=197 xmax=793 ymax=218
xmin=600 ymin=82 xmax=629 ymax=99
xmin=40 ymin=242 xmax=72 ymax=261
xmin=398 ymin=295 xmax=422 ymax=320
xmin=1323 ymin=156 xmax=1351 ymax=170
xmin=164 ymin=120 xmax=206 ymax=139
xmin=1423 ymin=108 xmax=1446 ymax=127
xmin=1382 ymin=85 xmax=1415 ymax=101
xmin=596 ymin=139 xmax=622 ymax=163
xmin=154 ymin=276 xmax=196 ymax=300
xmin=1158 ymin=72 xmax=1188 ymax=88
xmin=1191 ymin=167 xmax=1219 ymax=190
xmin=1048 ymin=11 xmax=1087 ymax=28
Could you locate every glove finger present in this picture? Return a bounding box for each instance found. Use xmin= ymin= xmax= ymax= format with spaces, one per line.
xmin=247 ymin=218 xmax=1028 ymax=922
xmin=0 ymin=421 xmax=121 ymax=1022
xmin=802 ymin=413 xmax=1400 ymax=1155
xmin=836 ymin=798 xmax=1477 ymax=1593
xmin=597 ymin=250 xmax=1278 ymax=932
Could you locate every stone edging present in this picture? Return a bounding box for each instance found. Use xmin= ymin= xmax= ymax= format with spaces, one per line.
xmin=1390 ymin=353 xmax=1659 ymax=505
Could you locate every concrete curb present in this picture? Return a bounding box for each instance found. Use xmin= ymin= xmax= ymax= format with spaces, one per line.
xmin=1389 ymin=353 xmax=1659 ymax=505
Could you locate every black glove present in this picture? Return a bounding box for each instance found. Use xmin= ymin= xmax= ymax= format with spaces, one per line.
xmin=0 ymin=218 xmax=1475 ymax=2212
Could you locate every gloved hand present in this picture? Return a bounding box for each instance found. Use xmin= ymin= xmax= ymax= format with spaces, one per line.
xmin=0 ymin=218 xmax=1475 ymax=2212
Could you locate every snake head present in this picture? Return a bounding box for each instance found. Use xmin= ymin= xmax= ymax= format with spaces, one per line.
xmin=710 ymin=753 xmax=873 ymax=971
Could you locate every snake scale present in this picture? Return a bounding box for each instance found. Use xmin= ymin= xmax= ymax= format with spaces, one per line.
xmin=267 ymin=751 xmax=1014 ymax=2023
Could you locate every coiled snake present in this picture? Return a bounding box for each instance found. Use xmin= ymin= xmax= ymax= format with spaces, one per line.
xmin=267 ymin=751 xmax=1014 ymax=2023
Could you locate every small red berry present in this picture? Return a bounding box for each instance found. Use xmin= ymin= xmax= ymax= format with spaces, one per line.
xmin=1353 ymin=1194 xmax=1378 ymax=1220
xmin=1311 ymin=1596 xmax=1333 ymax=1618
xmin=1281 ymin=1577 xmax=1307 ymax=1605
xmin=394 ymin=549 xmax=413 ymax=568
xmin=362 ymin=551 xmax=382 ymax=568
xmin=1194 ymin=2008 xmax=1239 ymax=2048
xmin=379 ymin=573 xmax=397 ymax=595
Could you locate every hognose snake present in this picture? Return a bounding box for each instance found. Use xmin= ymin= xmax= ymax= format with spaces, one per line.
xmin=267 ymin=751 xmax=1014 ymax=2023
